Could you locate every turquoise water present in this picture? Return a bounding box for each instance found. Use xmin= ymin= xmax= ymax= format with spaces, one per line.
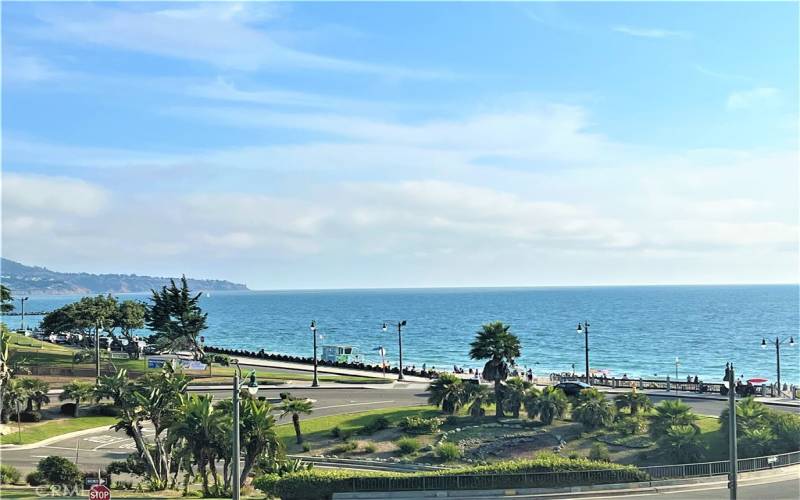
xmin=7 ymin=285 xmax=799 ymax=383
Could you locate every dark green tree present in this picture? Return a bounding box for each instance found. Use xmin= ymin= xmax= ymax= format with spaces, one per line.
xmin=469 ymin=321 xmax=521 ymax=418
xmin=145 ymin=277 xmax=207 ymax=360
xmin=0 ymin=285 xmax=14 ymax=314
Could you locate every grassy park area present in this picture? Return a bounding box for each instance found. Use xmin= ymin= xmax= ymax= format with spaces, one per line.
xmin=0 ymin=415 xmax=118 ymax=445
xmin=7 ymin=332 xmax=387 ymax=386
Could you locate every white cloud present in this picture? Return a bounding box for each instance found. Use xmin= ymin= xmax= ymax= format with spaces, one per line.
xmin=2 ymin=173 xmax=108 ymax=216
xmin=726 ymin=87 xmax=780 ymax=111
xmin=30 ymin=3 xmax=454 ymax=79
xmin=612 ymin=25 xmax=690 ymax=39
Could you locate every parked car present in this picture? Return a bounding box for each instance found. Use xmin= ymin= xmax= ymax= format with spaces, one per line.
xmin=554 ymin=381 xmax=592 ymax=396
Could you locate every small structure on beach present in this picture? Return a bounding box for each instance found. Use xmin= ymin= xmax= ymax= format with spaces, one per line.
xmin=321 ymin=345 xmax=363 ymax=364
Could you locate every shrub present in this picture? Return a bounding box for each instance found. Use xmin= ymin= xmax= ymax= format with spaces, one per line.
xmin=435 ymin=442 xmax=462 ymax=461
xmin=60 ymin=403 xmax=77 ymax=415
xmin=359 ymin=416 xmax=391 ymax=435
xmin=588 ymin=443 xmax=610 ymax=462
xmin=395 ymin=437 xmax=421 ymax=455
xmin=37 ymin=456 xmax=83 ymax=486
xmin=301 ymin=444 xmax=311 ymax=453
xmin=363 ymin=443 xmax=377 ymax=454
xmin=339 ymin=428 xmax=354 ymax=441
xmin=331 ymin=441 xmax=358 ymax=454
xmin=254 ymin=457 xmax=648 ymax=500
xmin=398 ymin=416 xmax=442 ymax=435
xmin=113 ymin=480 xmax=134 ymax=490
xmin=572 ymin=390 xmax=615 ymax=430
xmin=658 ymin=425 xmax=706 ymax=462
xmin=770 ymin=412 xmax=800 ymax=452
xmin=614 ymin=415 xmax=647 ymax=436
xmin=444 ymin=415 xmax=460 ymax=427
xmin=20 ymin=410 xmax=42 ymax=422
xmin=26 ymin=471 xmax=46 ymax=486
xmin=1 ymin=464 xmax=21 ymax=485
xmin=89 ymin=404 xmax=121 ymax=417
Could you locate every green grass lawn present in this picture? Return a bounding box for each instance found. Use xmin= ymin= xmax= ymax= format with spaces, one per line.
xmin=0 ymin=415 xmax=118 ymax=445
xmin=8 ymin=333 xmax=386 ymax=384
xmin=276 ymin=405 xmax=439 ymax=446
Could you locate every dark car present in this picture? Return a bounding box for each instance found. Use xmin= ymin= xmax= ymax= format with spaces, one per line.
xmin=554 ymin=381 xmax=592 ymax=396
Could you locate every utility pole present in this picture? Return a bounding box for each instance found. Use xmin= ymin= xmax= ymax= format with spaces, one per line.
xmin=726 ymin=362 xmax=738 ymax=500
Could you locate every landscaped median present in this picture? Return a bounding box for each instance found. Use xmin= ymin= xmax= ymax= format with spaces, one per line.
xmin=253 ymin=456 xmax=649 ymax=500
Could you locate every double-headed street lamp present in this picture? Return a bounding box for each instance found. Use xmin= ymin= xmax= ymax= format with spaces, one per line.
xmin=310 ymin=321 xmax=320 ymax=387
xmin=761 ymin=336 xmax=795 ymax=395
xmin=382 ymin=321 xmax=407 ymax=381
xmin=575 ymin=321 xmax=590 ymax=384
xmin=231 ymin=360 xmax=258 ymax=500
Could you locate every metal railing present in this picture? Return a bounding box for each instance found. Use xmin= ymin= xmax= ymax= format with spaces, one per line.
xmin=345 ymin=451 xmax=800 ymax=492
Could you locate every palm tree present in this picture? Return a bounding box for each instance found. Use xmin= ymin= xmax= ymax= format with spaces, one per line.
xmin=739 ymin=427 xmax=777 ymax=458
xmin=719 ymin=396 xmax=768 ymax=439
xmin=572 ymin=388 xmax=615 ymax=430
xmin=0 ymin=284 xmax=13 ymax=314
xmin=650 ymin=400 xmax=699 ymax=439
xmin=59 ymin=381 xmax=95 ymax=417
xmin=469 ymin=322 xmax=521 ymax=418
xmin=95 ymin=368 xmax=131 ymax=407
xmin=168 ymin=394 xmax=228 ymax=497
xmin=502 ymin=377 xmax=532 ymax=418
xmin=614 ymin=390 xmax=653 ymax=416
xmin=427 ymin=373 xmax=465 ymax=414
xmin=280 ymin=394 xmax=314 ymax=444
xmin=464 ymin=383 xmax=492 ymax=418
xmin=2 ymin=378 xmax=28 ymax=424
xmin=20 ymin=378 xmax=50 ymax=412
xmin=524 ymin=386 xmax=568 ymax=425
xmin=238 ymin=398 xmax=283 ymax=488
xmin=660 ymin=424 xmax=706 ymax=462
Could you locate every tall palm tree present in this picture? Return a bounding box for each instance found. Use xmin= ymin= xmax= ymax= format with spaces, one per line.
xmin=614 ymin=391 xmax=653 ymax=416
xmin=427 ymin=373 xmax=465 ymax=414
xmin=572 ymin=388 xmax=615 ymax=430
xmin=59 ymin=381 xmax=95 ymax=417
xmin=239 ymin=398 xmax=283 ymax=488
xmin=524 ymin=386 xmax=568 ymax=425
xmin=280 ymin=395 xmax=314 ymax=444
xmin=2 ymin=378 xmax=28 ymax=424
xmin=650 ymin=400 xmax=699 ymax=439
xmin=464 ymin=383 xmax=492 ymax=417
xmin=502 ymin=377 xmax=532 ymax=419
xmin=20 ymin=378 xmax=50 ymax=412
xmin=168 ymin=394 xmax=228 ymax=497
xmin=469 ymin=321 xmax=521 ymax=418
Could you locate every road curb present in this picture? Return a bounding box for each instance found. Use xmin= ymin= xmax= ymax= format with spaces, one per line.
xmin=0 ymin=425 xmax=116 ymax=451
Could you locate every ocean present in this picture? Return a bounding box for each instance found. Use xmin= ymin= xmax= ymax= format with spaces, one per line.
xmin=6 ymin=285 xmax=799 ymax=383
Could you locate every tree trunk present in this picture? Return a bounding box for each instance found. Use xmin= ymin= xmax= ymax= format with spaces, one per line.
xmin=512 ymin=406 xmax=520 ymax=419
xmin=293 ymin=413 xmax=303 ymax=444
xmin=494 ymin=380 xmax=503 ymax=418
xmin=199 ymin=455 xmax=210 ymax=498
xmin=130 ymin=423 xmax=162 ymax=486
xmin=74 ymin=398 xmax=80 ymax=417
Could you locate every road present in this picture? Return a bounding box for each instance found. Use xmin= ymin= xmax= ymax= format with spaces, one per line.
xmin=1 ymin=384 xmax=797 ymax=473
xmin=586 ymin=476 xmax=800 ymax=500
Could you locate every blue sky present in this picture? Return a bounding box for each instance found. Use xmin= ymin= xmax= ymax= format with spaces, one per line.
xmin=2 ymin=1 xmax=798 ymax=289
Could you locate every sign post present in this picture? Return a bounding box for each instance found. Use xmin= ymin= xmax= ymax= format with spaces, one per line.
xmin=89 ymin=484 xmax=111 ymax=500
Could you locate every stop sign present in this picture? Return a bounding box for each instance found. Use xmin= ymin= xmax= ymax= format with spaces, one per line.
xmin=88 ymin=484 xmax=111 ymax=500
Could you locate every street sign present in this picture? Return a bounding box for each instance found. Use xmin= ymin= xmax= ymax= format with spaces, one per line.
xmin=88 ymin=484 xmax=111 ymax=500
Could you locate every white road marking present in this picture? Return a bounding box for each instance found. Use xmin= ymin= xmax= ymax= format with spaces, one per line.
xmin=313 ymin=400 xmax=395 ymax=411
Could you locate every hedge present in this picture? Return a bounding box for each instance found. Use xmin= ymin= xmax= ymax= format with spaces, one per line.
xmin=253 ymin=456 xmax=649 ymax=500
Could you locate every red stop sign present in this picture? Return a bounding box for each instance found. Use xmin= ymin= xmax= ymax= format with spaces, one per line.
xmin=89 ymin=484 xmax=111 ymax=500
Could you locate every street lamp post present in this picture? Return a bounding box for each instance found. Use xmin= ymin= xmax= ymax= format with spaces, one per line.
xmin=576 ymin=321 xmax=590 ymax=384
xmin=231 ymin=360 xmax=258 ymax=500
xmin=19 ymin=296 xmax=29 ymax=332
xmin=95 ymin=321 xmax=102 ymax=383
xmin=382 ymin=321 xmax=407 ymax=381
xmin=761 ymin=336 xmax=795 ymax=396
xmin=725 ymin=362 xmax=738 ymax=500
xmin=310 ymin=321 xmax=320 ymax=387
xmin=674 ymin=357 xmax=681 ymax=393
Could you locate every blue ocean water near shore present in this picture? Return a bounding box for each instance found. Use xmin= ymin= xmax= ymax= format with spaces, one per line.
xmin=8 ymin=285 xmax=799 ymax=383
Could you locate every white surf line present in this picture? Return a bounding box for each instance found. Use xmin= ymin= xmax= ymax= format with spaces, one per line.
xmin=312 ymin=400 xmax=395 ymax=411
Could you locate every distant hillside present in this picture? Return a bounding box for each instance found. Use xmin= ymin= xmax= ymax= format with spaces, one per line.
xmin=0 ymin=258 xmax=248 ymax=295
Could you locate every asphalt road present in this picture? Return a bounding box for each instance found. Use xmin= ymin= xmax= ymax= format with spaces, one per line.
xmin=586 ymin=477 xmax=800 ymax=500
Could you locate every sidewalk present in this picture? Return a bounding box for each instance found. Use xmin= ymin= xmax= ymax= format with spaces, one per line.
xmin=597 ymin=386 xmax=800 ymax=409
